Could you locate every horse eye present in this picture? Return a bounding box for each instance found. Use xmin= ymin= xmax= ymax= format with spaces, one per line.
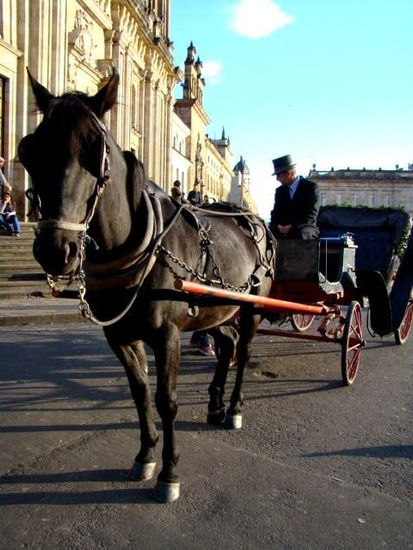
xmin=79 ymin=138 xmax=102 ymax=177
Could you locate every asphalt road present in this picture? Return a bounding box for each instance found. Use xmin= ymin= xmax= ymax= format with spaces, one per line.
xmin=0 ymin=318 xmax=412 ymax=549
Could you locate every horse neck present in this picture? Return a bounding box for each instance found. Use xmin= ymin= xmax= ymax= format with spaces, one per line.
xmin=90 ymin=147 xmax=139 ymax=251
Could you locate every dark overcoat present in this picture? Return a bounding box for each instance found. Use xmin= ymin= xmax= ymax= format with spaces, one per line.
xmin=269 ymin=176 xmax=320 ymax=239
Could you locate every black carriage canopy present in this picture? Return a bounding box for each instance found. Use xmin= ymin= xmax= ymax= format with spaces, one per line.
xmin=317 ymin=206 xmax=410 ymax=273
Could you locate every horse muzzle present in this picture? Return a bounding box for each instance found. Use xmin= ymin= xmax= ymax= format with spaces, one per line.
xmin=33 ymin=227 xmax=82 ymax=276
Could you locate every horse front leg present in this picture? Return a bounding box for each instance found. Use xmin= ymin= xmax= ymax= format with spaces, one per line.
xmin=104 ymin=335 xmax=159 ymax=480
xmin=226 ymin=308 xmax=260 ymax=429
xmin=152 ymin=323 xmax=181 ymax=502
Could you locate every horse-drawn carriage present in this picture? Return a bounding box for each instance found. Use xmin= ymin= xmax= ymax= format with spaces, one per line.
xmin=18 ymin=69 xmax=413 ymax=502
xmin=263 ymin=205 xmax=412 ymax=380
xmin=178 ymin=205 xmax=412 ymax=386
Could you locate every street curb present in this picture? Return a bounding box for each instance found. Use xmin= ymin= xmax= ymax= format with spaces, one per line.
xmin=0 ymin=312 xmax=84 ymax=327
xmin=0 ymin=296 xmax=84 ymax=327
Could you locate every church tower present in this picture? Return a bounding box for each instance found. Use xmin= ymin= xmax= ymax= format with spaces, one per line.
xmin=182 ymin=42 xmax=205 ymax=104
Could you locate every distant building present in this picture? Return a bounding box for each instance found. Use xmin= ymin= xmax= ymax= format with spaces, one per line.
xmin=309 ymin=166 xmax=413 ymax=217
xmin=172 ymin=42 xmax=257 ymax=211
xmin=171 ymin=111 xmax=191 ymax=197
xmin=231 ymin=156 xmax=257 ymax=211
xmin=173 ymin=42 xmax=233 ymax=203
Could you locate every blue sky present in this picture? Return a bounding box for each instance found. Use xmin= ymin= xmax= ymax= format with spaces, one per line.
xmin=171 ymin=0 xmax=413 ymax=219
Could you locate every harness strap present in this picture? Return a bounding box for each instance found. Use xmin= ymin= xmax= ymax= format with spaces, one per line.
xmin=79 ymin=197 xmax=186 ymax=326
xmin=37 ymin=219 xmax=87 ymax=232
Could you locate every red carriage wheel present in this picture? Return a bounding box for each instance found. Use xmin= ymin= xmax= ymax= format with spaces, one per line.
xmin=341 ymin=301 xmax=364 ymax=386
xmin=394 ymin=300 xmax=413 ymax=345
xmin=291 ymin=313 xmax=315 ymax=332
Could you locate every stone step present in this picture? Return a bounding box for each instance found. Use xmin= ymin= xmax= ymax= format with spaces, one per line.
xmin=0 ymin=279 xmax=46 ymax=288
xmin=0 ymin=255 xmax=40 ymax=265
xmin=0 ymin=264 xmax=44 ymax=273
xmin=0 ymin=286 xmax=49 ymax=299
xmin=0 ymin=296 xmax=83 ymax=326
xmin=0 ymin=222 xmax=80 ymax=312
xmin=0 ymin=222 xmax=81 ymax=304
xmin=0 ymin=272 xmax=45 ymax=281
xmin=0 ymin=239 xmax=36 ymax=249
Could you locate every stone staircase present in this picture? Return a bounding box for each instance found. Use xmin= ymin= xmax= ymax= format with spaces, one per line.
xmin=0 ymin=222 xmax=50 ymax=300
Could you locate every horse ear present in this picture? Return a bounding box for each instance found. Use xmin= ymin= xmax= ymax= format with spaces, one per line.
xmin=89 ymin=68 xmax=120 ymax=117
xmin=26 ymin=68 xmax=55 ymax=113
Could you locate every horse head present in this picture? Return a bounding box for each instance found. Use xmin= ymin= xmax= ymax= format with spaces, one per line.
xmin=18 ymin=68 xmax=120 ymax=277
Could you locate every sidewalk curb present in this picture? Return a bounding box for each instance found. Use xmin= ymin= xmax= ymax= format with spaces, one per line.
xmin=0 ymin=312 xmax=84 ymax=327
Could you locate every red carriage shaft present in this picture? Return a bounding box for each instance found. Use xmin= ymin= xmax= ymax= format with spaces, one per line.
xmin=174 ymin=279 xmax=328 ymax=315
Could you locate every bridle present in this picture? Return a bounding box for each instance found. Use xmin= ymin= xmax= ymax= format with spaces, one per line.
xmin=32 ymin=110 xmax=124 ymax=323
xmin=37 ymin=111 xmax=111 ymax=234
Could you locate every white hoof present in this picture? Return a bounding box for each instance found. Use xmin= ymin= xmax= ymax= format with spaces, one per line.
xmin=227 ymin=414 xmax=242 ymax=429
xmin=154 ymin=480 xmax=180 ymax=503
xmin=130 ymin=460 xmax=157 ymax=481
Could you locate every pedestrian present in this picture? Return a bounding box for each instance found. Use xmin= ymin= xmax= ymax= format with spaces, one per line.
xmin=0 ymin=191 xmax=21 ymax=236
xmin=187 ymin=182 xmax=214 ymax=355
xmin=269 ymin=154 xmax=320 ymax=239
xmin=187 ymin=182 xmax=202 ymax=206
xmin=170 ymin=180 xmax=184 ymax=203
xmin=0 ymin=157 xmax=12 ymax=197
xmin=189 ymin=330 xmax=215 ymax=356
xmin=202 ymin=194 xmax=210 ymax=206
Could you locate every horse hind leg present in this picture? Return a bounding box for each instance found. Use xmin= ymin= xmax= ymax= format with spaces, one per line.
xmin=207 ymin=325 xmax=238 ymax=425
xmin=104 ymin=335 xmax=159 ymax=481
xmin=226 ymin=307 xmax=260 ymax=429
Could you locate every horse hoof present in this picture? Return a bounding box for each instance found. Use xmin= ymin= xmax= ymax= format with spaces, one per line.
xmin=207 ymin=409 xmax=226 ymax=425
xmin=130 ymin=460 xmax=157 ymax=481
xmin=227 ymin=414 xmax=242 ymax=429
xmin=154 ymin=480 xmax=180 ymax=503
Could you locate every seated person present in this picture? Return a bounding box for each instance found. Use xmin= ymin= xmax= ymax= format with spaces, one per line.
xmin=269 ymin=154 xmax=319 ymax=240
xmin=0 ymin=191 xmax=21 ymax=236
xmin=187 ymin=182 xmax=202 ymax=206
xmin=170 ymin=180 xmax=183 ymax=203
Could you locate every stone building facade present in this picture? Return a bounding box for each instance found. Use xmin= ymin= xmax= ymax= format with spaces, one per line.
xmin=309 ymin=167 xmax=413 ymax=217
xmin=1 ymin=2 xmax=257 ymax=219
xmin=1 ymin=0 xmax=176 ymax=218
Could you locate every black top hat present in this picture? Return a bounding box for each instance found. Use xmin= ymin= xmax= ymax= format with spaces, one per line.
xmin=272 ymin=154 xmax=295 ymax=175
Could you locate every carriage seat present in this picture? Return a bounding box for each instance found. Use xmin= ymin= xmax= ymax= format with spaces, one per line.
xmin=272 ymin=239 xmax=348 ymax=303
xmin=317 ymin=206 xmax=410 ymax=279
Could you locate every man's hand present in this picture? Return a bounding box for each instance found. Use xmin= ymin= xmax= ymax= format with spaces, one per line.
xmin=277 ymin=224 xmax=292 ymax=236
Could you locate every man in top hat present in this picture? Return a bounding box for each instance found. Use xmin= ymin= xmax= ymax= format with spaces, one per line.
xmin=269 ymin=154 xmax=320 ymax=239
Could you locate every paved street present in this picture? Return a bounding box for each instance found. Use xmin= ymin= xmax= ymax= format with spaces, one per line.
xmin=0 ymin=318 xmax=412 ymax=549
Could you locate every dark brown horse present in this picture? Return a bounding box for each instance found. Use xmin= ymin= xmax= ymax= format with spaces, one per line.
xmin=18 ymin=69 xmax=275 ymax=502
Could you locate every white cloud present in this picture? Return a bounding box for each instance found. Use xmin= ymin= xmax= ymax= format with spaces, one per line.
xmin=230 ymin=0 xmax=293 ymax=39
xmin=202 ymin=61 xmax=224 ymax=84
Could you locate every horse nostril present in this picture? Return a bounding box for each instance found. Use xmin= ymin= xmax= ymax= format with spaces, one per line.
xmin=65 ymin=241 xmax=78 ymax=264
